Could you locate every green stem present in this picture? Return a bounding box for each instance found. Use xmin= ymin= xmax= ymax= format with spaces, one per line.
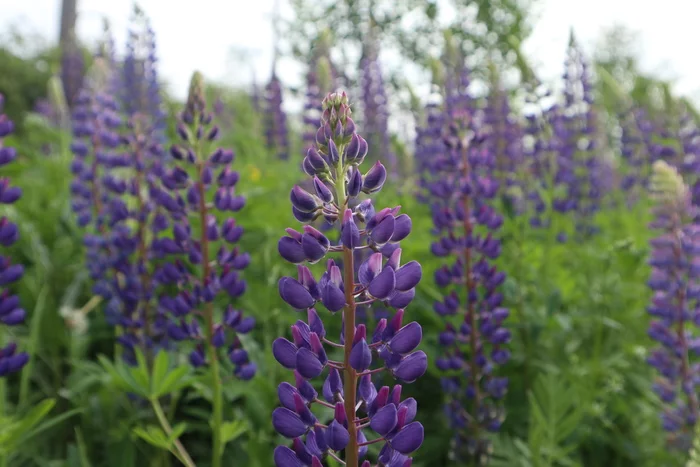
xmin=195 ymin=155 xmax=223 ymax=467
xmin=335 ymin=165 xmax=359 ymax=467
xmin=150 ymin=398 xmax=196 ymax=467
xmin=19 ymin=286 xmax=48 ymax=408
xmin=0 ymin=377 xmax=6 ymax=467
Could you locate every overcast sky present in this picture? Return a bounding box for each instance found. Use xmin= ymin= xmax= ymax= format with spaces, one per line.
xmin=2 ymin=0 xmax=699 ymax=102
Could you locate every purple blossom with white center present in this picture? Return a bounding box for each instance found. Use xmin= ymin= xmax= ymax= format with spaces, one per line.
xmin=0 ymin=94 xmax=29 ymax=376
xmin=264 ymin=69 xmax=290 ymax=160
xmin=647 ymin=161 xmax=700 ymax=451
xmin=425 ymin=71 xmax=510 ymax=464
xmin=272 ymin=92 xmax=426 ymax=467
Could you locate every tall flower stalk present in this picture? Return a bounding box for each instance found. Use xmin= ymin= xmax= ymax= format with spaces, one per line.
xmin=162 ymin=72 xmax=255 ymax=467
xmin=647 ymin=160 xmax=700 ymax=451
xmin=359 ymin=38 xmax=395 ymax=176
xmin=272 ymin=92 xmax=427 ymax=466
xmin=0 ymin=94 xmax=28 ymax=376
xmin=428 ymin=77 xmax=510 ymax=464
xmin=264 ymin=69 xmax=290 ymax=160
xmin=123 ymin=5 xmax=166 ymax=142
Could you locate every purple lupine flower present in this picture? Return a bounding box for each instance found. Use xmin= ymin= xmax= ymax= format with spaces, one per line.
xmin=647 ymin=160 xmax=700 ymax=451
xmin=103 ymin=112 xmax=172 ymax=363
xmin=69 ymin=49 xmax=124 ymax=306
xmin=273 ymin=92 xmax=426 ymax=467
xmin=61 ymin=41 xmax=86 ymax=109
xmin=426 ymin=71 xmax=510 ymax=463
xmin=302 ymin=33 xmax=337 ymax=158
xmin=359 ymin=39 xmax=396 ymax=176
xmin=159 ymin=72 xmax=255 ymax=379
xmin=483 ymin=73 xmax=524 ymax=208
xmin=617 ymin=105 xmax=653 ymax=206
xmin=122 ymin=6 xmax=166 ymax=143
xmin=264 ymin=69 xmax=290 ymax=160
xmin=547 ymin=36 xmax=607 ymax=237
xmin=415 ymin=97 xmax=447 ymax=204
xmin=0 ymin=94 xmax=29 ymax=376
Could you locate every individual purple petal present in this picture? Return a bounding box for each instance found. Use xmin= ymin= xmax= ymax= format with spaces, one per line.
xmin=273 ymin=338 xmax=297 ymax=369
xmin=370 ymin=215 xmax=395 ymax=245
xmin=278 ymin=382 xmax=300 ymax=410
xmin=389 ymin=322 xmax=422 ymax=354
xmin=350 ymin=338 xmax=372 ymax=371
xmin=313 ymin=176 xmax=333 ymax=203
xmin=296 ymin=347 xmax=325 ymax=378
xmin=391 ymin=214 xmax=412 ymax=242
xmin=388 ymin=288 xmax=415 ymax=308
xmin=326 ymin=420 xmax=349 ymax=451
xmin=369 ymin=266 xmax=396 ymax=300
xmin=321 ymin=282 xmax=346 ymax=312
xmin=279 ymin=277 xmax=315 ymax=309
xmin=390 ymin=422 xmax=424 ymax=454
xmin=274 ymin=446 xmax=304 ymax=467
xmin=341 ymin=209 xmax=360 ymax=249
xmin=392 ymin=351 xmax=427 ymax=383
xmin=394 ymin=261 xmax=422 ymax=292
xmin=370 ymin=403 xmax=398 ymax=436
xmin=359 ymin=374 xmax=378 ymax=405
xmin=272 ymin=408 xmax=307 ymax=438
xmin=279 ymin=236 xmax=306 ymax=264
xmin=290 ymin=185 xmax=320 ymax=213
xmin=362 ymin=161 xmax=387 ymax=194
xmin=302 ymin=234 xmax=328 ymax=263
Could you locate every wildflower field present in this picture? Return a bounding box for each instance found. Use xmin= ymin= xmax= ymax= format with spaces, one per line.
xmin=0 ymin=2 xmax=698 ymax=466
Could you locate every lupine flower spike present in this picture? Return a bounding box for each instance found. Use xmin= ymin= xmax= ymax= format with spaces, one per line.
xmin=161 ymin=72 xmax=255 ymax=467
xmin=647 ymin=160 xmax=700 ymax=451
xmin=273 ymin=92 xmax=426 ymax=467
xmin=0 ymin=94 xmax=29 ymax=375
xmin=427 ymin=75 xmax=510 ymax=464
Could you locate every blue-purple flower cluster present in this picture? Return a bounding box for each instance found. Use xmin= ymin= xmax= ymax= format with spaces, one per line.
xmin=272 ymin=92 xmax=426 ymax=467
xmin=424 ymin=70 xmax=510 ymax=464
xmin=647 ymin=160 xmax=700 ymax=451
xmin=264 ymin=70 xmax=290 ymax=160
xmin=123 ymin=6 xmax=166 ymax=142
xmin=61 ymin=43 xmax=85 ymax=108
xmin=0 ymin=94 xmax=29 ymax=376
xmin=159 ymin=72 xmax=255 ymax=379
xmin=360 ymin=41 xmax=396 ymax=176
xmin=302 ymin=35 xmax=336 ymax=156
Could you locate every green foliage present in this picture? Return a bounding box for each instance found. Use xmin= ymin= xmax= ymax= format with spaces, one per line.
xmin=0 ymin=55 xmax=689 ymax=467
xmin=0 ymin=46 xmax=55 ymax=133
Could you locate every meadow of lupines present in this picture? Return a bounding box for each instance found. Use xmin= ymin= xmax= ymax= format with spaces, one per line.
xmin=2 ymin=8 xmax=700 ymax=467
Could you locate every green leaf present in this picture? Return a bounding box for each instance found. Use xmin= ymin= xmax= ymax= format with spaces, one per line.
xmin=220 ymin=419 xmax=249 ymax=446
xmin=97 ymin=355 xmax=133 ymax=393
xmin=168 ymin=423 xmax=187 ymax=444
xmin=0 ymin=398 xmax=55 ymax=449
xmin=17 ymin=407 xmax=83 ymax=446
xmin=131 ymin=348 xmax=151 ymax=392
xmin=150 ymin=350 xmax=170 ymax=397
xmin=153 ymin=365 xmax=192 ymax=398
xmin=132 ymin=425 xmax=170 ymax=450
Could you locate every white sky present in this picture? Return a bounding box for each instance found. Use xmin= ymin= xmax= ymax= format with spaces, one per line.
xmin=1 ymin=0 xmax=700 ymax=103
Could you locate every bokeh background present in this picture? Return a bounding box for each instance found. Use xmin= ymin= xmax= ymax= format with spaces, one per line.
xmin=0 ymin=0 xmax=699 ymax=466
